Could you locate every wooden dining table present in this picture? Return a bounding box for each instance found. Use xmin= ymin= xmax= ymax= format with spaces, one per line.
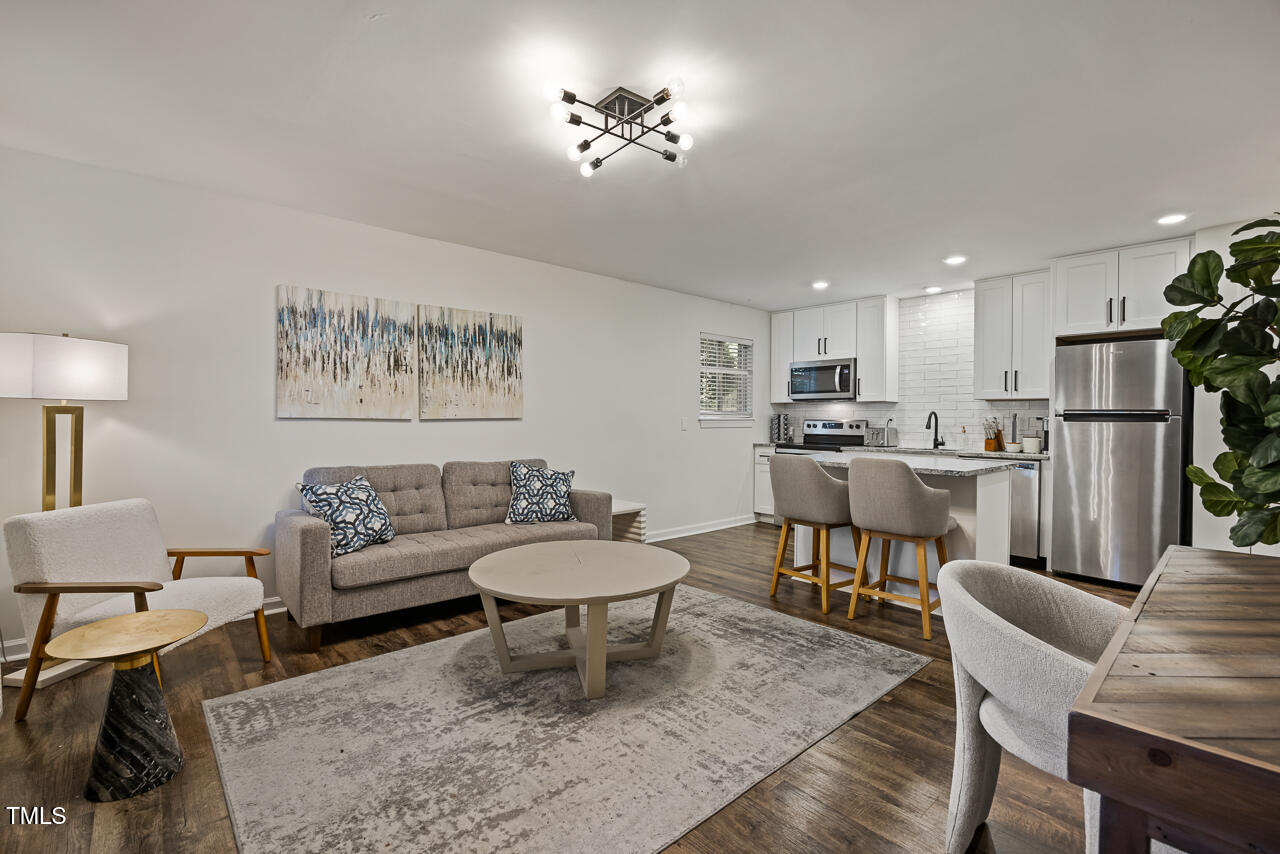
xmin=1068 ymin=545 xmax=1280 ymax=853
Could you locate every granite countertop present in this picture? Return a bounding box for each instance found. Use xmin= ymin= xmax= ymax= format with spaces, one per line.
xmin=810 ymin=451 xmax=1016 ymax=477
xmin=755 ymin=441 xmax=1048 ymax=461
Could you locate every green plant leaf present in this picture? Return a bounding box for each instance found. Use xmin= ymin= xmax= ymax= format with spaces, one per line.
xmin=1251 ymin=433 xmax=1280 ymax=468
xmin=1261 ymin=513 xmax=1280 ymax=546
xmin=1186 ymin=464 xmax=1215 ymax=486
xmin=1213 ymin=451 xmax=1246 ymax=482
xmin=1243 ymin=298 xmax=1279 ymax=325
xmin=1230 ymin=508 xmax=1280 ymax=547
xmin=1165 ymin=272 xmax=1214 ymax=306
xmin=1221 ymin=323 xmax=1275 ymax=356
xmin=1263 ymin=397 xmax=1280 ymax=428
xmin=1242 ymin=465 xmax=1280 ymax=494
xmin=1188 ymin=250 xmax=1224 ymax=295
xmin=1200 ymin=481 xmax=1248 ymax=517
xmin=1205 ymin=355 xmax=1273 ymax=390
xmin=1161 ymin=309 xmax=1202 ymax=340
xmin=1233 ymin=216 xmax=1280 ymax=235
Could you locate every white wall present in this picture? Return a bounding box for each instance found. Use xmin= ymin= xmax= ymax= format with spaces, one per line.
xmin=0 ymin=146 xmax=770 ymax=652
xmin=775 ymin=290 xmax=1049 ymax=450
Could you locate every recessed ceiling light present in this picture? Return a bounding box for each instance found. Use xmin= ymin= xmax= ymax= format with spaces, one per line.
xmin=812 ymin=280 xmax=830 ymax=290
xmin=1156 ymin=213 xmax=1188 ymax=226
xmin=943 ymin=255 xmax=967 ymax=266
xmin=924 ymin=286 xmax=943 ymax=294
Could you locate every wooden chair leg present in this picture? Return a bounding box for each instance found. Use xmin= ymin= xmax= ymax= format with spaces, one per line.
xmin=810 ymin=527 xmax=820 ymax=577
xmin=847 ymin=535 xmax=873 ymax=620
xmin=936 ymin=534 xmax=950 ymax=567
xmin=152 ymin=652 xmax=163 ymax=688
xmin=244 ymin=556 xmax=271 ymax=663
xmin=877 ymin=539 xmax=892 ymax=602
xmin=916 ymin=540 xmax=933 ymax=641
xmin=819 ymin=527 xmax=831 ymax=614
xmin=770 ymin=519 xmax=792 ymax=596
xmin=14 ymin=593 xmax=59 ymax=722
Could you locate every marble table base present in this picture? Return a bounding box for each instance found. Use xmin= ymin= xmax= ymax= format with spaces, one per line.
xmin=85 ymin=660 xmax=183 ymax=802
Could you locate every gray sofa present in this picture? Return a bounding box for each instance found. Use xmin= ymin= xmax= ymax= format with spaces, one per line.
xmin=274 ymin=459 xmax=611 ymax=649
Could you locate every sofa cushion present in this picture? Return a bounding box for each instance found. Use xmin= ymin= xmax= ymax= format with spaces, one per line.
xmin=329 ymin=519 xmax=598 ymax=590
xmin=303 ymin=464 xmax=446 ymax=535
xmin=297 ymin=476 xmax=396 ymax=557
xmin=442 ymin=459 xmax=545 ymax=529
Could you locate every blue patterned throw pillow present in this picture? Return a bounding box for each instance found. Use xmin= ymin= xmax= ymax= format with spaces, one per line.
xmin=506 ymin=461 xmax=577 ymax=524
xmin=297 ymin=475 xmax=396 ymax=557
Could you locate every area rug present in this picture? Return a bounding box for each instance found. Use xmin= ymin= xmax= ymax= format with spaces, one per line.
xmin=204 ymin=585 xmax=928 ymax=854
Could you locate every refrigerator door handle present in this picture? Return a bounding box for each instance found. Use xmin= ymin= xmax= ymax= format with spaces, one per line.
xmin=1059 ymin=407 xmax=1172 ymax=419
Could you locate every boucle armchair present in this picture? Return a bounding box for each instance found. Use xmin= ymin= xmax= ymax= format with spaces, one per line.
xmin=4 ymin=498 xmax=268 ymax=722
xmin=938 ymin=560 xmax=1127 ymax=853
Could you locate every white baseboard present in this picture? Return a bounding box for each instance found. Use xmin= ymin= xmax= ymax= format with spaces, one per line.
xmin=0 ymin=596 xmax=291 ymax=667
xmin=647 ymin=515 xmax=757 ymax=543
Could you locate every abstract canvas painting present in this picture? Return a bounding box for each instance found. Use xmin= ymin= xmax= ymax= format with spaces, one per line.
xmin=276 ymin=285 xmax=417 ymax=419
xmin=418 ymin=304 xmax=523 ymax=419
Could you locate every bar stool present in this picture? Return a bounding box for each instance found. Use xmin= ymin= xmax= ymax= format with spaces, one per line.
xmin=768 ymin=454 xmax=861 ymax=614
xmin=846 ymin=458 xmax=954 ymax=640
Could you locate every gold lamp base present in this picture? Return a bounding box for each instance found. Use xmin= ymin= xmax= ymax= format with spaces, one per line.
xmin=42 ymin=404 xmax=84 ymax=511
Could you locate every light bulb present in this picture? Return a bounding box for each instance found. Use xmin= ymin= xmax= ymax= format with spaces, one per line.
xmin=549 ymin=102 xmax=571 ymax=122
xmin=943 ymin=255 xmax=967 ymax=266
xmin=1156 ymin=213 xmax=1188 ymax=225
xmin=567 ymin=143 xmax=583 ymax=162
xmin=666 ymin=77 xmax=686 ymax=98
xmin=579 ymin=161 xmax=595 ymax=177
xmin=924 ymin=286 xmax=943 ymax=294
xmin=669 ymin=101 xmax=689 ymax=121
xmin=674 ymin=155 xmax=688 ymax=168
xmin=678 ymin=134 xmax=694 ymax=151
xmin=542 ymin=84 xmax=563 ymax=101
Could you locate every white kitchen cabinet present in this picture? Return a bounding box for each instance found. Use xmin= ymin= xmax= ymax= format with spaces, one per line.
xmin=1119 ymin=240 xmax=1190 ymax=330
xmin=754 ymin=448 xmax=775 ymax=516
xmin=791 ymin=302 xmax=857 ymax=360
xmin=1053 ymin=251 xmax=1117 ymax=335
xmin=854 ymin=295 xmax=898 ymax=401
xmin=1052 ymin=238 xmax=1190 ymax=335
xmin=792 ymin=307 xmax=825 ymax=360
xmin=1011 ymin=271 xmax=1051 ymax=397
xmin=974 ymin=276 xmax=1014 ymax=398
xmin=769 ymin=311 xmax=794 ymax=404
xmin=974 ymin=270 xmax=1051 ymax=400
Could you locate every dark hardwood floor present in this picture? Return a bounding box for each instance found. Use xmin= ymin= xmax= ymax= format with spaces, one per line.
xmin=1 ymin=522 xmax=1134 ymax=854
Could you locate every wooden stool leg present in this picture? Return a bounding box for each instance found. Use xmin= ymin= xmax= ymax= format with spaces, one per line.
xmin=916 ymin=540 xmax=932 ymax=640
xmin=877 ymin=539 xmax=892 ymax=601
xmin=770 ymin=519 xmax=792 ymax=596
xmin=810 ymin=527 xmax=820 ymax=577
xmin=819 ymin=527 xmax=832 ymax=614
xmin=847 ymin=535 xmax=873 ymax=620
xmin=936 ymin=534 xmax=949 ymax=567
xmin=14 ymin=593 xmax=59 ymax=723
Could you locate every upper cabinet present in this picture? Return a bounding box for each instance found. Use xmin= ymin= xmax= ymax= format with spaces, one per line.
xmin=769 ymin=312 xmax=794 ymax=404
xmin=792 ymin=303 xmax=856 ymax=360
xmin=770 ymin=296 xmax=899 ymax=403
xmin=1052 ymin=238 xmax=1190 ymax=336
xmin=973 ymin=270 xmax=1051 ymax=400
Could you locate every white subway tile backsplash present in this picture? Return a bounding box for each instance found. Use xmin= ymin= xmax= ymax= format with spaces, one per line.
xmin=775 ymin=289 xmax=1049 ymax=451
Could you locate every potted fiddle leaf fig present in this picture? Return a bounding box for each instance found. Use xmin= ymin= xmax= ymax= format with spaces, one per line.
xmin=1162 ymin=214 xmax=1280 ymax=546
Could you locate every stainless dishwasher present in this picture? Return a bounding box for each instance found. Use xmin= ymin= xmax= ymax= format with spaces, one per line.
xmin=1009 ymin=462 xmax=1041 ymax=565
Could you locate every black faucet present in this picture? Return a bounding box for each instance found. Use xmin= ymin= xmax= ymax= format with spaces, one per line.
xmin=926 ymin=411 xmax=945 ymax=449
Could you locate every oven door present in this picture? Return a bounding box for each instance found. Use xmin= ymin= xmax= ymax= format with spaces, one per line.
xmin=789 ymin=359 xmax=855 ymax=400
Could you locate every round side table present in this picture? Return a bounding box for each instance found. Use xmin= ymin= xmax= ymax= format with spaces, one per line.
xmin=44 ymin=608 xmax=207 ymax=802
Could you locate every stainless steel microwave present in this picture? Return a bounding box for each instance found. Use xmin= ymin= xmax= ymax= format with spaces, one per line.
xmin=789 ymin=358 xmax=856 ymax=400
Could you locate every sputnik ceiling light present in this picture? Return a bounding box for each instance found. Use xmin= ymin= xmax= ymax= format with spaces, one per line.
xmin=546 ymin=77 xmax=692 ymax=177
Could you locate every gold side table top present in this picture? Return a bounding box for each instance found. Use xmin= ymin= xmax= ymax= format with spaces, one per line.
xmin=44 ymin=609 xmax=207 ymax=667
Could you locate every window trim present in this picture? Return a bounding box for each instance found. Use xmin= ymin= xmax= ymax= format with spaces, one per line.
xmin=698 ymin=331 xmax=755 ymax=426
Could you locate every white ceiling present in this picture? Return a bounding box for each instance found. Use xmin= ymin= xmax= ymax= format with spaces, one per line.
xmin=3 ymin=1 xmax=1279 ymax=310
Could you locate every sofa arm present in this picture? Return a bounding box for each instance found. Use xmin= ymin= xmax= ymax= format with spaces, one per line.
xmin=570 ymin=490 xmax=613 ymax=541
xmin=273 ymin=510 xmax=334 ymax=627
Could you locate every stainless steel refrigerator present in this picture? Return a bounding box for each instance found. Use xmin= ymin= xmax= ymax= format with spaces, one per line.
xmin=1051 ymin=338 xmax=1191 ymax=585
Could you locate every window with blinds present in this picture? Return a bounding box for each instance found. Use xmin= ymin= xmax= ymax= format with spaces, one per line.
xmin=699 ymin=333 xmax=754 ymax=421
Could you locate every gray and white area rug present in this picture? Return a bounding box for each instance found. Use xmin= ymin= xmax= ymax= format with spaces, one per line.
xmin=204 ymin=585 xmax=928 ymax=854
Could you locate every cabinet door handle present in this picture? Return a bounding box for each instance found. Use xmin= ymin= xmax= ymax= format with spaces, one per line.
xmin=1004 ymin=370 xmax=1009 ymax=392
xmin=1120 ymin=296 xmax=1127 ymax=323
xmin=817 ymin=337 xmax=822 ymax=355
xmin=856 ymin=377 xmax=862 ymax=397
xmin=823 ymin=336 xmax=829 ymax=355
xmin=1106 ymin=297 xmax=1114 ymax=324
xmin=1014 ymin=370 xmax=1019 ymax=392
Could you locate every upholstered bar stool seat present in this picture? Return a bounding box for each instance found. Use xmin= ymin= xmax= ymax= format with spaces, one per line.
xmin=846 ymin=457 xmax=951 ymax=639
xmin=768 ymin=455 xmax=861 ymax=614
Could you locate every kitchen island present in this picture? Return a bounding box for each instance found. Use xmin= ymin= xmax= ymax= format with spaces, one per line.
xmin=790 ymin=451 xmax=1014 ymax=608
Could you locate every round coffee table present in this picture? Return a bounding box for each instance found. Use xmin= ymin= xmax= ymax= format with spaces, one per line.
xmin=469 ymin=540 xmax=690 ymax=699
xmin=43 ymin=608 xmax=207 ymax=801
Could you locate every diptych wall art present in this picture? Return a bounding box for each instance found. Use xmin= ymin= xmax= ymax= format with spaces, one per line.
xmin=418 ymin=305 xmax=523 ymax=419
xmin=275 ymin=285 xmax=417 ymax=419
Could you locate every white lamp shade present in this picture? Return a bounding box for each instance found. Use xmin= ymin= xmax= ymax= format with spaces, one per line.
xmin=0 ymin=333 xmax=128 ymax=400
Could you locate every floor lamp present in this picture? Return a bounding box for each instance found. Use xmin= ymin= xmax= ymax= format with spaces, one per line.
xmin=0 ymin=332 xmax=129 ymax=509
xmin=0 ymin=332 xmax=128 ymax=693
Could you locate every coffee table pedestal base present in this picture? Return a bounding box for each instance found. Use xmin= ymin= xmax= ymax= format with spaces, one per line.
xmin=85 ymin=659 xmax=183 ymax=802
xmin=480 ymin=587 xmax=676 ymax=699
